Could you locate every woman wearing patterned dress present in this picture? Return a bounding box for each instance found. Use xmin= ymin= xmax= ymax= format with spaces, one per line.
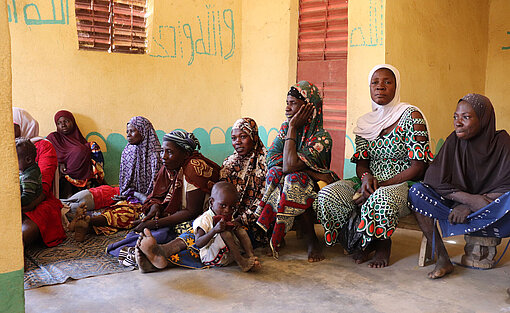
xmin=220 ymin=117 xmax=268 ymax=248
xmin=314 ymin=64 xmax=432 ymax=268
xmin=255 ymin=81 xmax=338 ymax=262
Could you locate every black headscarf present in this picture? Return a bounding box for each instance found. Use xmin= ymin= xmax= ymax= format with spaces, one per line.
xmin=424 ymin=93 xmax=510 ymax=195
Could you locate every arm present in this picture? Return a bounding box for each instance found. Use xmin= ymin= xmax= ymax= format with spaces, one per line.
xmin=134 ymin=188 xmax=206 ymax=231
xmin=21 ymin=192 xmax=45 ymax=213
xmin=194 ymin=221 xmax=225 ymax=249
xmin=446 ymin=192 xmax=493 ymax=224
xmin=379 ymin=160 xmax=427 ymax=187
xmin=282 ymin=104 xmax=314 ymax=174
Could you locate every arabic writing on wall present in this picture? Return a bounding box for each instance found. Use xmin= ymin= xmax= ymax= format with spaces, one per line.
xmin=349 ymin=0 xmax=384 ymax=47
xmin=149 ymin=6 xmax=236 ymax=65
xmin=8 ymin=0 xmax=70 ymax=25
xmin=503 ymin=31 xmax=510 ymax=50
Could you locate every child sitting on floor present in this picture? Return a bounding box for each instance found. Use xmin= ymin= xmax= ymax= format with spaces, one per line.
xmin=16 ymin=138 xmax=44 ymax=209
xmin=134 ymin=181 xmax=261 ymax=272
xmin=193 ymin=181 xmax=260 ymax=271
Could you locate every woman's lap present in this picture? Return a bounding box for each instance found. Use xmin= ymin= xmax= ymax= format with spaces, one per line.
xmin=409 ymin=183 xmax=510 ymax=238
xmin=315 ymin=180 xmax=408 ymax=248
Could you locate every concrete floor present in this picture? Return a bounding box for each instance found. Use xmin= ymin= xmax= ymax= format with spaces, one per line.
xmin=25 ymin=227 xmax=510 ymax=313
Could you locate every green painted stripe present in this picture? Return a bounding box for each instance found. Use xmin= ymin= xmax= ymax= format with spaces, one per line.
xmin=0 ymin=268 xmax=24 ymax=313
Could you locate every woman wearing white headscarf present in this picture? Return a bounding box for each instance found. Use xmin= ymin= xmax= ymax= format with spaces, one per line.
xmin=314 ymin=65 xmax=432 ymax=268
xmin=13 ymin=107 xmax=66 ymax=247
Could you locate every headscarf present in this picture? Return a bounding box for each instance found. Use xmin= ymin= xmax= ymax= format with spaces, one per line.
xmin=46 ymin=110 xmax=92 ymax=180
xmin=119 ymin=116 xmax=162 ymax=196
xmin=220 ymin=118 xmax=267 ymax=216
xmin=163 ymin=130 xmax=200 ymax=153
xmin=12 ymin=107 xmax=44 ymax=142
xmin=424 ymin=93 xmax=510 ymax=196
xmin=144 ymin=130 xmax=220 ymax=216
xmin=354 ymin=64 xmax=426 ymax=141
xmin=267 ymin=81 xmax=337 ymax=178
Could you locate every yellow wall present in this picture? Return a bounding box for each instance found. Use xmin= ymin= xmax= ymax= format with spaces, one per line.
xmin=485 ymin=0 xmax=510 ymax=130
xmin=240 ymin=0 xmax=299 ymax=139
xmin=1 ymin=1 xmax=25 ymax=310
xmin=344 ymin=0 xmax=385 ymax=175
xmin=1 ymin=0 xmax=23 ymax=275
xmin=385 ymin=0 xmax=489 ymax=150
xmin=10 ymin=0 xmax=241 ymax=137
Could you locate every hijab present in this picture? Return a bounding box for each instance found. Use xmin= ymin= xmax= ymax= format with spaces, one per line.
xmin=119 ymin=116 xmax=162 ymax=196
xmin=220 ymin=118 xmax=267 ymax=214
xmin=12 ymin=107 xmax=44 ymax=142
xmin=46 ymin=110 xmax=92 ymax=180
xmin=424 ymin=94 xmax=510 ymax=195
xmin=354 ymin=64 xmax=420 ymax=141
xmin=267 ymin=81 xmax=337 ymax=177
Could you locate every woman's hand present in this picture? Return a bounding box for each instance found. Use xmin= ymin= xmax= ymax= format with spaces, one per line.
xmin=143 ymin=204 xmax=161 ymax=222
xmin=448 ymin=205 xmax=472 ymax=224
xmin=353 ymin=188 xmax=368 ymax=207
xmin=132 ymin=219 xmax=157 ymax=233
xmin=289 ymin=103 xmax=314 ymax=129
xmin=361 ymin=173 xmax=379 ymax=198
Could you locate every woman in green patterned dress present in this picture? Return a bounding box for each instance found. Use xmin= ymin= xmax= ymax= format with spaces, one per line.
xmin=314 ymin=64 xmax=433 ymax=268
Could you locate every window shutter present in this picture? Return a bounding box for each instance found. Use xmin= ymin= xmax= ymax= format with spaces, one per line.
xmin=75 ymin=0 xmax=148 ymax=54
xmin=76 ymin=0 xmax=112 ymax=51
xmin=111 ymin=0 xmax=148 ymax=54
xmin=297 ymin=0 xmax=348 ymax=176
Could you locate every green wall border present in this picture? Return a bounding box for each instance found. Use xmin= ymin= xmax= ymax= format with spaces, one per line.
xmin=0 ymin=268 xmax=25 ymax=313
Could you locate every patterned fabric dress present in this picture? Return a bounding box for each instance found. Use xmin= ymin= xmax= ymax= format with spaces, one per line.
xmin=255 ymin=81 xmax=338 ymax=258
xmin=220 ymin=117 xmax=268 ymax=247
xmin=315 ymin=107 xmax=432 ymax=248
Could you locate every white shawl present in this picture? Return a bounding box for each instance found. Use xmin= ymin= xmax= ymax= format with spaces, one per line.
xmin=353 ymin=64 xmax=417 ymax=141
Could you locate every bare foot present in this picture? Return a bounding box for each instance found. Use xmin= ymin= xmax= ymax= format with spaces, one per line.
xmin=137 ymin=228 xmax=168 ymax=270
xmin=250 ymin=259 xmax=262 ymax=272
xmin=352 ymin=250 xmax=370 ymax=264
xmin=74 ymin=215 xmax=90 ymax=242
xmin=307 ymin=238 xmax=325 ymax=263
xmin=427 ymin=257 xmax=454 ymax=279
xmin=68 ymin=205 xmax=86 ymax=231
xmin=239 ymin=256 xmax=258 ymax=272
xmin=134 ymin=246 xmax=159 ymax=273
xmin=368 ymin=239 xmax=391 ymax=268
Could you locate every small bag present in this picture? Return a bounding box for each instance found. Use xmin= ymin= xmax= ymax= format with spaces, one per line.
xmin=339 ymin=207 xmax=363 ymax=254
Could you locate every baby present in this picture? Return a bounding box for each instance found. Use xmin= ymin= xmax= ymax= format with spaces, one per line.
xmin=193 ymin=181 xmax=260 ymax=271
xmin=16 ymin=138 xmax=44 ymax=209
xmin=135 ymin=181 xmax=260 ymax=272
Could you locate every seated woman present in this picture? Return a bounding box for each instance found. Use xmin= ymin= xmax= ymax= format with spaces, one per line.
xmin=106 ymin=130 xmax=220 ymax=265
xmin=255 ymin=81 xmax=338 ymax=262
xmin=46 ymin=110 xmax=104 ymax=198
xmin=314 ymin=64 xmax=432 ymax=268
xmin=409 ymin=93 xmax=510 ymax=279
xmin=220 ymin=117 xmax=268 ymax=248
xmin=66 ymin=116 xmax=161 ymax=239
xmin=119 ymin=116 xmax=162 ymax=200
xmin=13 ymin=107 xmax=66 ymax=247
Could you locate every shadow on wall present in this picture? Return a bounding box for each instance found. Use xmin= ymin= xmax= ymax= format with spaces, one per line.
xmin=86 ymin=126 xmax=280 ymax=185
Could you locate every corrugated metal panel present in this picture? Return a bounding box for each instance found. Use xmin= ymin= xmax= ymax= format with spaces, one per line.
xmin=297 ymin=0 xmax=348 ymax=176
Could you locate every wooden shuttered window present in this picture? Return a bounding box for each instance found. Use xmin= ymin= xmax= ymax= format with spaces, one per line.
xmin=297 ymin=0 xmax=348 ymax=176
xmin=76 ymin=0 xmax=148 ymax=54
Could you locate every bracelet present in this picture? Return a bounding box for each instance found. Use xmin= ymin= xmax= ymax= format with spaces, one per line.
xmin=360 ymin=171 xmax=371 ymax=181
xmin=284 ymin=137 xmax=297 ymax=143
xmin=154 ymin=219 xmax=159 ymax=230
